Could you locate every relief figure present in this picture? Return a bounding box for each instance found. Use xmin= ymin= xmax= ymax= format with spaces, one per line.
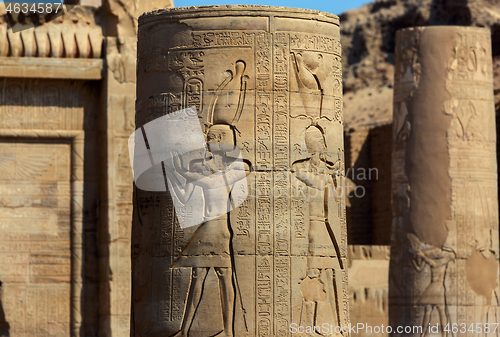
xmin=165 ymin=59 xmax=251 ymax=337
xmin=291 ymin=126 xmax=343 ymax=334
xmin=165 ymin=124 xmax=250 ymax=337
xmin=291 ymin=51 xmax=323 ymax=122
xmin=408 ymin=234 xmax=455 ymax=337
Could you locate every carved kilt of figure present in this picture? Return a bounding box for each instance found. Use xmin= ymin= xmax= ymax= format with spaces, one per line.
xmin=172 ymin=216 xmax=232 ymax=268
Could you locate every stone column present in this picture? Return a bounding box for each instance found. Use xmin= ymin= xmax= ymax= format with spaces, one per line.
xmin=131 ymin=6 xmax=349 ymax=336
xmin=102 ymin=1 xmax=172 ymax=335
xmin=390 ymin=26 xmax=499 ymax=336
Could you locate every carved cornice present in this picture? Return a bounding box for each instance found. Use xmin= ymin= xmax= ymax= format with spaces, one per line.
xmin=0 ymin=6 xmax=103 ymax=58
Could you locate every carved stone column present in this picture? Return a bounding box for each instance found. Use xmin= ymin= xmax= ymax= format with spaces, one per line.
xmin=132 ymin=6 xmax=349 ymax=336
xmin=390 ymin=26 xmax=499 ymax=336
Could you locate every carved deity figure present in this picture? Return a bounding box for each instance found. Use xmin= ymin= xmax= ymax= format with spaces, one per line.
xmin=408 ymin=234 xmax=455 ymax=337
xmin=291 ymin=126 xmax=343 ymax=334
xmin=165 ymin=124 xmax=248 ymax=337
xmin=291 ymin=51 xmax=324 ymax=122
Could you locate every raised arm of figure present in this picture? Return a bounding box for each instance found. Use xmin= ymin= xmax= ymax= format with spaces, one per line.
xmin=164 ymin=159 xmax=196 ymax=204
xmin=418 ymin=251 xmax=439 ymax=268
xmin=173 ymin=154 xmax=207 ymax=183
xmin=411 ymin=253 xmax=426 ymax=271
xmin=292 ymin=163 xmax=328 ymax=190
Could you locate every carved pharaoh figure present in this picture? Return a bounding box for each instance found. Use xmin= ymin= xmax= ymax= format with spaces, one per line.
xmin=292 ymin=126 xmax=343 ymax=334
xmin=166 ymin=124 xmax=248 ymax=337
xmin=408 ymin=234 xmax=455 ymax=337
xmin=164 ymin=60 xmax=250 ymax=337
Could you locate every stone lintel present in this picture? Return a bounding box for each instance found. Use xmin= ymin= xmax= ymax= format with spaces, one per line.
xmin=0 ymin=57 xmax=103 ymax=79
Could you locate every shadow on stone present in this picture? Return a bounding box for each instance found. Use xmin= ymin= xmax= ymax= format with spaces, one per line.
xmin=0 ymin=282 xmax=10 ymax=337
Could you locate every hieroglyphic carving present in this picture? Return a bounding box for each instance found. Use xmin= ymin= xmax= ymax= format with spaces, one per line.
xmin=147 ymin=93 xmax=182 ymax=122
xmin=165 ymin=50 xmax=205 ymax=115
xmin=254 ymin=30 xmax=275 ymax=337
xmin=146 ymin=47 xmax=168 ymax=73
xmin=133 ymin=7 xmax=346 ymax=336
xmin=192 ymin=31 xmax=254 ymax=49
xmin=0 ymin=79 xmax=85 ymax=130
xmin=445 ymin=29 xmax=499 ymax=331
xmin=390 ymin=27 xmax=499 ymax=335
xmin=273 ymin=32 xmax=291 ymax=336
xmin=290 ymin=33 xmax=341 ymax=56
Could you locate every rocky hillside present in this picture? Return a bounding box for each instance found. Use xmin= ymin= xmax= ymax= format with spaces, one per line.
xmin=340 ymin=0 xmax=500 ymax=128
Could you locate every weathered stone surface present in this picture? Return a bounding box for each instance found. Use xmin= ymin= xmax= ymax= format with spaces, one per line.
xmin=0 ymin=58 xmax=103 ymax=79
xmin=0 ymin=1 xmax=173 ymax=336
xmin=100 ymin=0 xmax=174 ymax=335
xmin=0 ymin=6 xmax=103 ymax=58
xmin=132 ymin=5 xmax=349 ymax=336
xmin=390 ymin=26 xmax=499 ymax=336
xmin=105 ymin=0 xmax=174 ymax=37
xmin=0 ymin=80 xmax=101 ymax=336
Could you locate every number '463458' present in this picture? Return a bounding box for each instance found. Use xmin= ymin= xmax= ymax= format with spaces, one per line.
xmin=5 ymin=3 xmax=62 ymax=14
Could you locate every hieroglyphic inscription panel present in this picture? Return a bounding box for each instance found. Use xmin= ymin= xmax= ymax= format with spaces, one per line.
xmin=0 ymin=79 xmax=85 ymax=130
xmin=0 ymin=142 xmax=71 ymax=336
xmin=133 ymin=7 xmax=348 ymax=336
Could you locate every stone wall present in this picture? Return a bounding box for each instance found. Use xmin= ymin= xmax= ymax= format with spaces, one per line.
xmin=0 ymin=1 xmax=172 ymax=336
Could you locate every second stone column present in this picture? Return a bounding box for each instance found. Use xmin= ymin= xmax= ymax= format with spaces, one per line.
xmin=132 ymin=6 xmax=349 ymax=336
xmin=390 ymin=26 xmax=499 ymax=336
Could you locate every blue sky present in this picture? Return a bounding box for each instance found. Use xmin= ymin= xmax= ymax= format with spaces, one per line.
xmin=174 ymin=0 xmax=372 ymax=15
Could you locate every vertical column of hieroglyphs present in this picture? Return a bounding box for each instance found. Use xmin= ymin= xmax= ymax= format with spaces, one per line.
xmin=168 ymin=46 xmax=205 ymax=325
xmin=390 ymin=26 xmax=499 ymax=336
xmin=273 ymin=31 xmax=291 ymax=336
xmin=159 ymin=194 xmax=173 ymax=322
xmin=255 ymin=30 xmax=274 ymax=337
